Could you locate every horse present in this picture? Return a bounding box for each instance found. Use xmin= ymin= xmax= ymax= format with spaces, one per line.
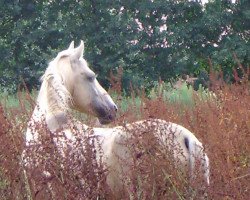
xmin=23 ymin=41 xmax=210 ymax=198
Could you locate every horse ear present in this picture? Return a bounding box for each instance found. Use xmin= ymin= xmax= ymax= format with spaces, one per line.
xmin=72 ymin=40 xmax=84 ymax=60
xmin=68 ymin=41 xmax=74 ymax=50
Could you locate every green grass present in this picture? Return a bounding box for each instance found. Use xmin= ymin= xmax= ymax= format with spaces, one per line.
xmin=0 ymin=90 xmax=37 ymax=109
xmin=119 ymin=96 xmax=142 ymax=112
xmin=149 ymin=82 xmax=216 ymax=106
xmin=0 ymin=92 xmax=20 ymax=108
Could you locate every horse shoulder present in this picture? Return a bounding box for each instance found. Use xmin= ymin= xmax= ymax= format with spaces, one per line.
xmin=94 ymin=126 xmax=131 ymax=194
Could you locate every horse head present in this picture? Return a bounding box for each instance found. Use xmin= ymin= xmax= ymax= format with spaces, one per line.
xmin=54 ymin=41 xmax=117 ymax=124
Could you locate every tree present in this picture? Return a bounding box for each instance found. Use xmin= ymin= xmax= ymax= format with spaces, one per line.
xmin=0 ymin=0 xmax=249 ymax=93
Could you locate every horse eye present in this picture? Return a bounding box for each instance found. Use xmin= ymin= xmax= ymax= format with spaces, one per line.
xmin=87 ymin=75 xmax=96 ymax=82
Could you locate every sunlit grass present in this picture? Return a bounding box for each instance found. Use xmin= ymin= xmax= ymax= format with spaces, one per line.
xmin=0 ymin=90 xmax=37 ymax=109
xmin=149 ymin=81 xmax=216 ymax=106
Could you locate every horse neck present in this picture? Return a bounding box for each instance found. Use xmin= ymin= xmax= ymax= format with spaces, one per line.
xmin=29 ymin=83 xmax=48 ymax=123
xmin=31 ymin=81 xmax=70 ymax=132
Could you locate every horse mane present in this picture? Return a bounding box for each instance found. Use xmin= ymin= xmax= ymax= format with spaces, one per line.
xmin=40 ymin=50 xmax=73 ymax=113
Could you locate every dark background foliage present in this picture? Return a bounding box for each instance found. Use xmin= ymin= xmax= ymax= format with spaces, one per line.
xmin=0 ymin=0 xmax=249 ymax=92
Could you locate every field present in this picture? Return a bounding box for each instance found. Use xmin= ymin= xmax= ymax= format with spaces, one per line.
xmin=0 ymin=73 xmax=249 ymax=200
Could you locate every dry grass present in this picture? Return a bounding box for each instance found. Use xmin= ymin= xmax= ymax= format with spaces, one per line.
xmin=0 ymin=68 xmax=249 ymax=199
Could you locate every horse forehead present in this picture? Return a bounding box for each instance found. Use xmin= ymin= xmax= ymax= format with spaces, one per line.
xmin=78 ymin=58 xmax=95 ymax=74
xmin=79 ymin=58 xmax=88 ymax=67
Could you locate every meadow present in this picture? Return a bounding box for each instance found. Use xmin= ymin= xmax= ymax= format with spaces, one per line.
xmin=0 ymin=71 xmax=249 ymax=200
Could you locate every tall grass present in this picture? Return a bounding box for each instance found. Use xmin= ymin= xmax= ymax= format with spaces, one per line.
xmin=0 ymin=91 xmax=21 ymax=108
xmin=0 ymin=68 xmax=249 ymax=199
xmin=0 ymin=90 xmax=37 ymax=112
xmin=149 ymin=81 xmax=216 ymax=107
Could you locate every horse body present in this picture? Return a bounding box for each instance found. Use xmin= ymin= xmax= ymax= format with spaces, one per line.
xmin=93 ymin=119 xmax=210 ymax=195
xmin=23 ymin=41 xmax=209 ymax=197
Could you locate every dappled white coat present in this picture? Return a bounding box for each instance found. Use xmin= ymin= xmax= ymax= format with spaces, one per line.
xmin=93 ymin=119 xmax=210 ymax=194
xmin=25 ymin=118 xmax=210 ymax=196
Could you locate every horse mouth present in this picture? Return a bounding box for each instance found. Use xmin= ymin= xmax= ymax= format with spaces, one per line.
xmin=94 ymin=104 xmax=117 ymax=125
xmin=98 ymin=114 xmax=116 ymax=125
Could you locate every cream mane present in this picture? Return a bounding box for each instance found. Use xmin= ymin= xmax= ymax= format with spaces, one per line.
xmin=40 ymin=50 xmax=73 ymax=114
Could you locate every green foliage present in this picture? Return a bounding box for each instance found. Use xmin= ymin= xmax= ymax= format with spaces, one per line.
xmin=119 ymin=96 xmax=142 ymax=113
xmin=193 ymin=70 xmax=210 ymax=90
xmin=0 ymin=89 xmax=37 ymax=110
xmin=0 ymin=0 xmax=249 ymax=93
xmin=0 ymin=93 xmax=20 ymax=109
xmin=149 ymin=81 xmax=216 ymax=106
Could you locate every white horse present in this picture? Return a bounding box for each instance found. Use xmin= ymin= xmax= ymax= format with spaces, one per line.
xmin=23 ymin=41 xmax=209 ymax=198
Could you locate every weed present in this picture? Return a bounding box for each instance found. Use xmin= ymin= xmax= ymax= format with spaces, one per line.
xmin=0 ymin=67 xmax=249 ymax=199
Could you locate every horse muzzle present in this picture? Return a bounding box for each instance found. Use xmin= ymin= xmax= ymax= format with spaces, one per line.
xmin=95 ymin=103 xmax=118 ymax=125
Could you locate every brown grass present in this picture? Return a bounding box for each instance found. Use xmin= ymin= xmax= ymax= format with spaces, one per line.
xmin=0 ymin=68 xmax=249 ymax=199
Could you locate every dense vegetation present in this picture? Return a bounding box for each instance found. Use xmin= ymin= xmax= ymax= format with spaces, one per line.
xmin=0 ymin=70 xmax=249 ymax=199
xmin=1 ymin=0 xmax=249 ymax=92
xmin=0 ymin=1 xmax=249 ymax=199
